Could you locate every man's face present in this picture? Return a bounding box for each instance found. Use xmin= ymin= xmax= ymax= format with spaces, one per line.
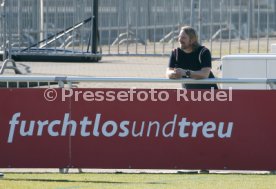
xmin=178 ymin=30 xmax=192 ymax=50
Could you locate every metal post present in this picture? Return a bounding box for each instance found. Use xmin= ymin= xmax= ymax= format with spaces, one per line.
xmin=54 ymin=0 xmax=58 ymax=52
xmin=266 ymin=0 xmax=270 ymax=53
xmin=45 ymin=0 xmax=49 ymax=50
xmin=210 ymin=0 xmax=213 ymax=52
xmin=172 ymin=0 xmax=176 ymax=49
xmin=229 ymin=0 xmax=232 ymax=54
xmin=80 ymin=0 xmax=85 ymax=52
xmin=274 ymin=0 xmax=276 ymax=35
xmin=92 ymin=0 xmax=99 ymax=54
xmin=238 ymin=0 xmax=241 ymax=53
xmin=190 ymin=0 xmax=195 ymax=27
xmin=18 ymin=0 xmax=22 ymax=49
xmin=198 ymin=0 xmax=202 ymax=44
xmin=72 ymin=0 xmax=76 ymax=52
xmin=162 ymin=0 xmax=165 ymax=54
xmin=2 ymin=0 xmax=7 ymax=60
xmin=257 ymin=0 xmax=260 ymax=53
xmin=63 ymin=0 xmax=66 ymax=51
xmin=108 ymin=0 xmax=112 ymax=54
xmin=135 ymin=0 xmax=139 ymax=54
xmin=153 ymin=0 xmax=156 ymax=54
xmin=126 ymin=1 xmax=129 ymax=54
xmin=144 ymin=0 xmax=148 ymax=54
xmin=116 ymin=0 xmax=120 ymax=54
xmin=247 ymin=0 xmax=251 ymax=53
xmin=7 ymin=0 xmax=11 ymax=59
xmin=219 ymin=0 xmax=223 ymax=58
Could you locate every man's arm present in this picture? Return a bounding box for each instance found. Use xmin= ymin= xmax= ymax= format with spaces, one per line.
xmin=166 ymin=68 xmax=178 ymax=79
xmin=167 ymin=67 xmax=211 ymax=79
xmin=184 ymin=67 xmax=211 ymax=79
xmin=166 ymin=49 xmax=179 ymax=79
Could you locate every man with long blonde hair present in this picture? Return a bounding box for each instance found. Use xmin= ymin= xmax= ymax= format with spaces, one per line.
xmin=166 ymin=26 xmax=218 ymax=89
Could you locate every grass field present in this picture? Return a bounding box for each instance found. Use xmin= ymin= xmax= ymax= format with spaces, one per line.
xmin=1 ymin=173 xmax=276 ymax=189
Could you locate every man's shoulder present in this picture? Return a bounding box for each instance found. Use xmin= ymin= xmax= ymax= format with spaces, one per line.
xmin=197 ymin=46 xmax=211 ymax=56
xmin=171 ymin=47 xmax=182 ymax=56
xmin=197 ymin=45 xmax=210 ymax=52
xmin=197 ymin=46 xmax=211 ymax=63
xmin=172 ymin=47 xmax=180 ymax=52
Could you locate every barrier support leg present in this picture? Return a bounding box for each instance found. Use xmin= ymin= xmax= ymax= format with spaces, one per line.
xmin=0 ymin=59 xmax=22 ymax=74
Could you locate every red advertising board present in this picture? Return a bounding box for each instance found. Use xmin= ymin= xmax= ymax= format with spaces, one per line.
xmin=0 ymin=88 xmax=276 ymax=170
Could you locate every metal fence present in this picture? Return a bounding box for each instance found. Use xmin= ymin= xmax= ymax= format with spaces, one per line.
xmin=0 ymin=75 xmax=276 ymax=90
xmin=0 ymin=0 xmax=100 ymax=62
xmin=0 ymin=0 xmax=276 ymax=60
xmin=99 ymin=0 xmax=276 ymax=57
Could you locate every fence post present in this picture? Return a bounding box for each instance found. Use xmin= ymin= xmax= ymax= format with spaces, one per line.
xmin=92 ymin=0 xmax=99 ymax=54
xmin=2 ymin=0 xmax=7 ymax=60
xmin=198 ymin=0 xmax=202 ymax=44
xmin=39 ymin=0 xmax=44 ymax=42
xmin=190 ymin=0 xmax=195 ymax=28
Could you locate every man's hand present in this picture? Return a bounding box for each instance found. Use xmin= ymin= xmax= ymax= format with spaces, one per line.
xmin=174 ymin=68 xmax=186 ymax=78
xmin=166 ymin=68 xmax=186 ymax=79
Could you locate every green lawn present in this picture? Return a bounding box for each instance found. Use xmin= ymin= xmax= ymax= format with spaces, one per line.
xmin=1 ymin=173 xmax=276 ymax=189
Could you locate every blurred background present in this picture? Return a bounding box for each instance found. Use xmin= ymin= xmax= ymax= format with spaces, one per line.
xmin=0 ymin=0 xmax=275 ymax=61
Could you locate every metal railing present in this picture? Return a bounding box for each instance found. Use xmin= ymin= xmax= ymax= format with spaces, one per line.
xmin=0 ymin=75 xmax=275 ymax=89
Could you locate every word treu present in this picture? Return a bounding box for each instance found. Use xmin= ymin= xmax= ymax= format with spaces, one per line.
xmin=7 ymin=112 xmax=234 ymax=143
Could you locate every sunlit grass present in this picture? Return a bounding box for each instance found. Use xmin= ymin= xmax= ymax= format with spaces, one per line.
xmin=1 ymin=173 xmax=276 ymax=189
